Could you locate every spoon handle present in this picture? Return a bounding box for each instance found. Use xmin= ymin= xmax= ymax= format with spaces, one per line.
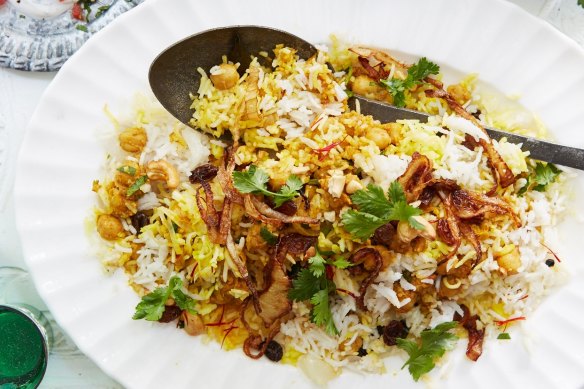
xmin=350 ymin=96 xmax=584 ymax=171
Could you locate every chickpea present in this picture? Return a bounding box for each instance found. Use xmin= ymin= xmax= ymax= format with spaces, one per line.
xmin=496 ymin=246 xmax=521 ymax=275
xmin=119 ymin=127 xmax=147 ymax=153
xmin=366 ymin=127 xmax=392 ymax=150
xmin=351 ymin=75 xmax=390 ymax=101
xmin=114 ymin=161 xmax=140 ymax=187
xmin=210 ymin=64 xmax=240 ymax=90
xmin=96 ymin=214 xmax=124 ymax=240
xmin=447 ymin=84 xmax=471 ymax=105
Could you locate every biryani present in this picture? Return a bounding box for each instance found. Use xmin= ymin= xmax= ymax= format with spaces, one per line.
xmin=92 ymin=41 xmax=568 ymax=384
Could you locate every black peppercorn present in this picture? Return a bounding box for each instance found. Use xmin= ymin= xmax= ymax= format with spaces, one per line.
xmin=264 ymin=340 xmax=283 ymax=362
xmin=545 ymin=258 xmax=555 ymax=267
xmin=357 ymin=347 xmax=368 ymax=357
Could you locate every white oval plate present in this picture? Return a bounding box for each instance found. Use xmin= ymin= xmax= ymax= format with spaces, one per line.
xmin=14 ymin=0 xmax=584 ymax=388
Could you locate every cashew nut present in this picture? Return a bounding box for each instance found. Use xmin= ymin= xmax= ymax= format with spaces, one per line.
xmin=146 ymin=160 xmax=180 ymax=189
xmin=119 ymin=127 xmax=147 ymax=153
xmin=345 ymin=175 xmax=363 ymax=194
xmin=397 ymin=216 xmax=436 ymax=243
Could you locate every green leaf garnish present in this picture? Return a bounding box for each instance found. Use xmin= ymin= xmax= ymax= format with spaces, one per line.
xmin=132 ymin=276 xmax=196 ymax=321
xmin=127 ymin=175 xmax=148 ymax=197
xmin=260 ymin=227 xmax=278 ymax=246
xmin=379 ymin=57 xmax=440 ymax=107
xmin=497 ymin=333 xmax=511 ymax=340
xmin=396 ymin=321 xmax=458 ymax=381
xmin=117 ymin=165 xmax=136 ymax=176
xmin=517 ymin=162 xmax=561 ymax=195
xmin=232 ymin=165 xmax=303 ymax=207
xmin=76 ymin=24 xmax=88 ymax=32
xmin=288 ymin=249 xmax=352 ymax=336
xmin=341 ymin=181 xmax=423 ymax=240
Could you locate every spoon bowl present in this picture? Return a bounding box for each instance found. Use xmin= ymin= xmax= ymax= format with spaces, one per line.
xmin=149 ymin=25 xmax=317 ymax=127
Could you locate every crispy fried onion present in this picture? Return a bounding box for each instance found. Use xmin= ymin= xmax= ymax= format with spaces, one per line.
xmin=450 ymin=189 xmax=520 ymax=227
xmin=349 ymin=247 xmax=383 ymax=311
xmin=275 ymin=233 xmax=317 ymax=264
xmin=459 ymin=221 xmax=482 ymax=263
xmin=454 ymin=305 xmax=485 ymax=362
xmin=349 ymin=47 xmax=408 ymax=81
xmin=424 ymin=83 xmax=516 ymax=190
xmin=226 ymin=232 xmax=260 ymax=313
xmin=397 ymin=152 xmax=434 ymax=203
xmin=248 ymin=196 xmax=319 ymax=225
xmin=437 ymin=191 xmax=462 ymax=262
xmin=243 ymin=326 xmax=281 ymax=360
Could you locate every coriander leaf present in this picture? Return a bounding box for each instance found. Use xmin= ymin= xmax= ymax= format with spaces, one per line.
xmin=379 ymin=57 xmax=440 ymax=108
xmin=351 ymin=184 xmax=393 ymax=218
xmin=396 ymin=321 xmax=458 ymax=381
xmin=232 ymin=165 xmax=302 ymax=206
xmin=387 ymin=200 xmax=422 ymax=226
xmin=232 ymin=165 xmax=270 ymax=194
xmin=132 ymin=276 xmax=196 ymax=321
xmin=274 ymin=175 xmax=303 ymax=207
xmin=497 ymin=333 xmax=511 ymax=340
xmin=308 ymin=250 xmax=327 ymax=278
xmin=127 ymin=175 xmax=148 ymax=197
xmin=407 ymin=57 xmax=440 ymax=83
xmin=341 ymin=209 xmax=387 ymax=240
xmin=533 ymin=162 xmax=561 ymax=192
xmin=76 ymin=24 xmax=88 ymax=32
xmin=330 ymin=257 xmax=353 ymax=269
xmin=289 ymin=268 xmax=322 ymax=301
xmin=387 ymin=180 xmax=407 ymax=204
xmin=579 ymin=0 xmax=584 ymax=8
xmin=117 ymin=165 xmax=136 ymax=176
xmin=310 ymin=289 xmax=338 ymax=335
xmin=260 ymin=227 xmax=278 ymax=246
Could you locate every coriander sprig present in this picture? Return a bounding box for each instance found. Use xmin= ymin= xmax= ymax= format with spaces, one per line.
xmin=379 ymin=57 xmax=440 ymax=107
xmin=396 ymin=321 xmax=458 ymax=381
xmin=232 ymin=165 xmax=303 ymax=207
xmin=133 ymin=276 xmax=197 ymax=321
xmin=342 ymin=181 xmax=423 ymax=240
xmin=517 ymin=162 xmax=561 ymax=195
xmin=288 ymin=249 xmax=353 ymax=335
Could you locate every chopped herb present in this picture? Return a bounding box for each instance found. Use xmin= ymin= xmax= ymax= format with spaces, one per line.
xmin=379 ymin=57 xmax=440 ymax=107
xmin=260 ymin=227 xmax=278 ymax=246
xmin=133 ymin=276 xmax=196 ymax=321
xmin=76 ymin=24 xmax=88 ymax=32
xmin=232 ymin=165 xmax=303 ymax=207
xmin=342 ymin=181 xmax=423 ymax=240
xmin=396 ymin=321 xmax=458 ymax=381
xmin=116 ymin=165 xmax=136 ymax=176
xmin=289 ymin=249 xmax=351 ymax=335
xmin=518 ymin=162 xmax=561 ymax=195
xmin=533 ymin=162 xmax=561 ymax=191
xmin=94 ymin=5 xmax=110 ymax=18
xmin=497 ymin=333 xmax=511 ymax=340
xmin=171 ymin=221 xmax=179 ymax=233
xmin=127 ymin=175 xmax=148 ymax=197
xmin=579 ymin=0 xmax=584 ymax=8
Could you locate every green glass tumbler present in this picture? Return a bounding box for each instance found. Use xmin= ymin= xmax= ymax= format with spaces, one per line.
xmin=0 ymin=304 xmax=49 ymax=388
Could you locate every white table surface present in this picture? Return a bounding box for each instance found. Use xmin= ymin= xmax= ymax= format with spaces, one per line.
xmin=1 ymin=0 xmax=583 ymax=387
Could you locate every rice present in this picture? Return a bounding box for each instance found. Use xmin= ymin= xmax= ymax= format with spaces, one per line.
xmin=91 ymin=42 xmax=570 ymax=383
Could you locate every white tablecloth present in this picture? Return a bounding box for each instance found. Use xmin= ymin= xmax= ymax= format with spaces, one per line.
xmin=0 ymin=0 xmax=582 ymax=387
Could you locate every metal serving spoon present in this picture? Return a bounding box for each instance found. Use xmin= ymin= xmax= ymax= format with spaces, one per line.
xmin=149 ymin=25 xmax=584 ymax=170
